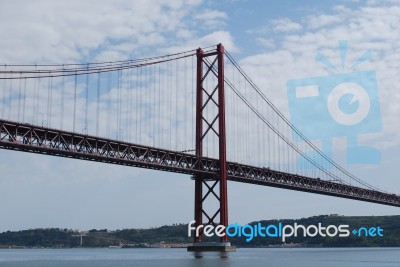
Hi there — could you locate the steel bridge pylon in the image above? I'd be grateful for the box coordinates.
[188,44,236,252]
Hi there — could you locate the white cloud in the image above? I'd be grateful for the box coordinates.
[367,0,400,6]
[193,9,228,29]
[175,29,195,40]
[247,18,302,35]
[0,0,202,64]
[272,18,303,32]
[162,30,238,54]
[307,14,343,29]
[256,38,276,49]
[241,1,400,160]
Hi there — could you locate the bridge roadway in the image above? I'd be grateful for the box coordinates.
[1,118,399,207]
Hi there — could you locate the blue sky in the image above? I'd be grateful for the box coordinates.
[0,0,400,232]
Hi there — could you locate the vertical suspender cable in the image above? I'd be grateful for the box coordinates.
[107,66,111,138]
[168,59,172,149]
[139,66,142,143]
[158,61,161,148]
[1,65,5,119]
[152,63,156,147]
[184,56,188,151]
[32,65,40,124]
[85,64,89,134]
[128,63,133,142]
[120,68,123,140]
[73,72,77,132]
[17,72,22,122]
[175,58,179,150]
[117,68,121,140]
[96,72,100,136]
[191,55,195,152]
[22,78,26,122]
[8,75,12,120]
[49,75,53,127]
[61,65,65,129]
[47,73,50,127]
[135,67,139,143]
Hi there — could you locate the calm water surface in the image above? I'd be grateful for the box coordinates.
[0,248,399,267]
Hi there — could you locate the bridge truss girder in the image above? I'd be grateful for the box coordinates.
[0,118,399,209]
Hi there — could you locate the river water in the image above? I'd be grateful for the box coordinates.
[0,247,399,267]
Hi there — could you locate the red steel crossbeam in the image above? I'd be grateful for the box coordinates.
[194,44,228,243]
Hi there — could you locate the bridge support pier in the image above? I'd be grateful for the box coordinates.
[188,44,236,252]
[187,242,236,252]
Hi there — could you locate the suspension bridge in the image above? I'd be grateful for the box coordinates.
[0,44,399,251]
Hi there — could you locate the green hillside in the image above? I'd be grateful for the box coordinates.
[0,215,398,248]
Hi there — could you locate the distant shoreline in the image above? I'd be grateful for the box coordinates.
[1,215,399,248]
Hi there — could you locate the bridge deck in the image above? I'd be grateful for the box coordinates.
[1,118,399,207]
